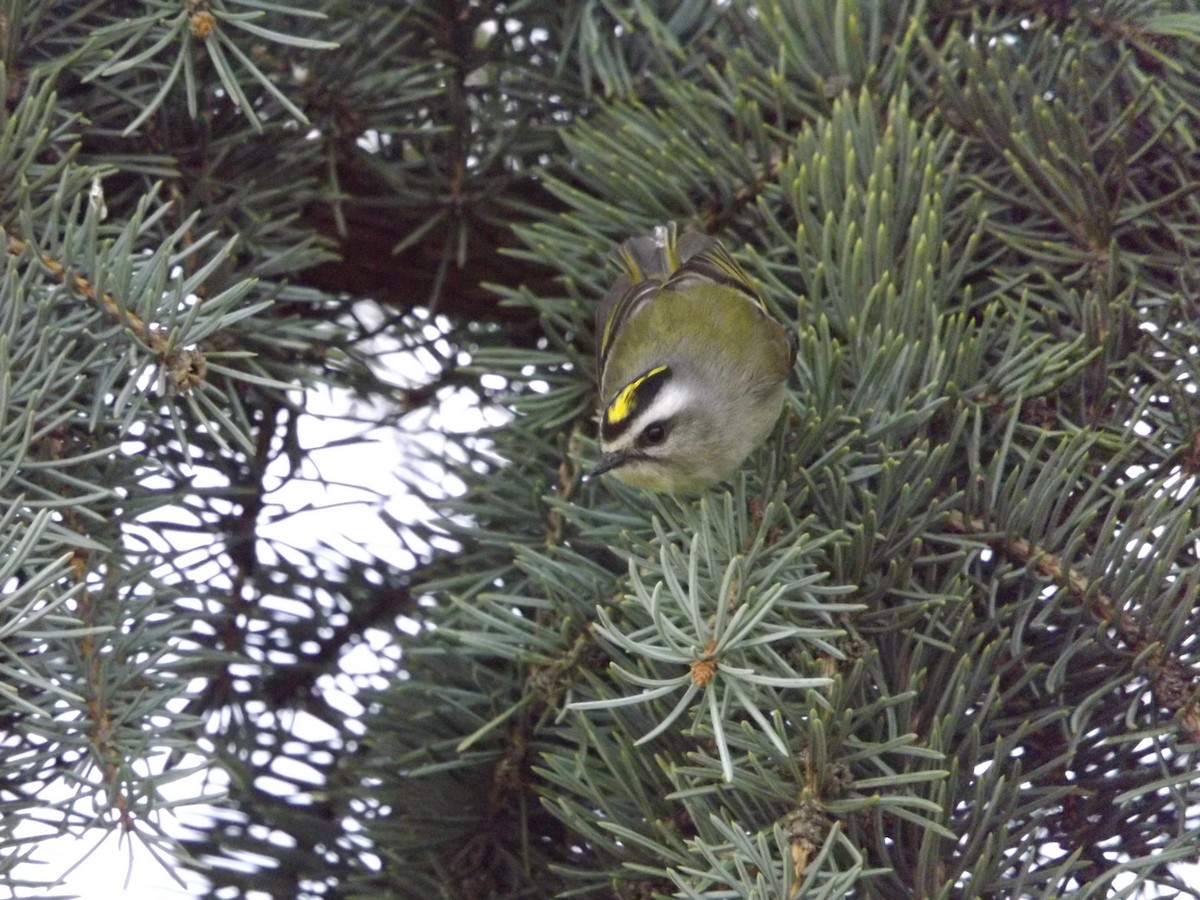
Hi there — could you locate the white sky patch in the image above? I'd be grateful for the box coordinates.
[32,302,502,897]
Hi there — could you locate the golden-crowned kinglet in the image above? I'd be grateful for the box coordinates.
[588,224,796,493]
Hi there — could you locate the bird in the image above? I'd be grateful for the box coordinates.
[588,223,796,493]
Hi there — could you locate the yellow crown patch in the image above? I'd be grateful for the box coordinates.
[605,365,669,426]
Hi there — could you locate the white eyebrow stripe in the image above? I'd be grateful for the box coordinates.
[637,382,690,422]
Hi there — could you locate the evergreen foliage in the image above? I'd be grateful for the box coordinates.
[1,1,1199,898]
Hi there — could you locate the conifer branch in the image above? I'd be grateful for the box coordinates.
[944,510,1200,741]
[5,233,207,393]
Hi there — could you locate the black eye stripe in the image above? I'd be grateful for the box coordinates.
[601,366,672,442]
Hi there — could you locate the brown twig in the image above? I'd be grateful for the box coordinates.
[944,510,1200,741]
[5,233,207,392]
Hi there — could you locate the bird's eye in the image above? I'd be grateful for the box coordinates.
[642,422,668,445]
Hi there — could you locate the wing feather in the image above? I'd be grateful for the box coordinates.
[597,223,764,371]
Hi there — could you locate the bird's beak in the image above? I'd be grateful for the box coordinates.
[583,450,630,482]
